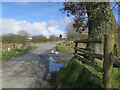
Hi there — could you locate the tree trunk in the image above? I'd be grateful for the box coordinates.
[118,2,120,57]
[86,2,116,64]
[118,25,120,57]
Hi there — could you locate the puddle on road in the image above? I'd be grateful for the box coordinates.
[48,57,64,72]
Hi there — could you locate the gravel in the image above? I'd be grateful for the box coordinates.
[0,42,73,88]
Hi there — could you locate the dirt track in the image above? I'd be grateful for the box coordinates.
[1,43,61,88]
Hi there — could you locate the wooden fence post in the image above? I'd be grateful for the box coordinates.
[114,44,117,57]
[74,42,78,58]
[103,35,114,88]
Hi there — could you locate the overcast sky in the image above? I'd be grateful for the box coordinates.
[0,2,119,38]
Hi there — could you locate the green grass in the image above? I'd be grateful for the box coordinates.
[84,64,120,88]
[111,68,120,88]
[57,58,101,88]
[1,46,6,48]
[32,39,64,44]
[57,58,120,88]
[55,40,84,53]
[1,46,37,60]
[56,43,74,53]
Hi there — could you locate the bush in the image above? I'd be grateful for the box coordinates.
[2,41,12,44]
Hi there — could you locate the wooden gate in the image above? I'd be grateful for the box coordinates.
[74,35,120,88]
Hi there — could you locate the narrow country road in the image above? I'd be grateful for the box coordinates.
[0,42,62,88]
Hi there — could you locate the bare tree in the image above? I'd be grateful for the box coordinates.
[17,30,30,47]
[49,35,59,41]
[31,35,47,43]
[17,30,30,37]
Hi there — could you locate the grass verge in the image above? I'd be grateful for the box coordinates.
[1,46,37,60]
[57,58,101,88]
[57,58,120,88]
[32,40,64,44]
[55,40,84,53]
[56,44,74,53]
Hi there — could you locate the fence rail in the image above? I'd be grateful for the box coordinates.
[74,35,119,88]
[75,53,103,72]
[74,47,103,59]
[111,54,120,67]
[74,38,102,43]
[83,66,102,84]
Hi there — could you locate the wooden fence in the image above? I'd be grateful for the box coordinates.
[74,35,120,88]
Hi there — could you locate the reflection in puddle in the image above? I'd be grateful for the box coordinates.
[48,57,64,72]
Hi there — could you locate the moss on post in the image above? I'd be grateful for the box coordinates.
[103,34,114,88]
